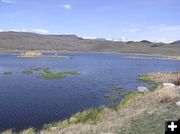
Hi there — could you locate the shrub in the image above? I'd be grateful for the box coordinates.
[159,88,177,103]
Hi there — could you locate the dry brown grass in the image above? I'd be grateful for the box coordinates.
[159,88,177,103]
[171,74,180,86]
[146,72,180,85]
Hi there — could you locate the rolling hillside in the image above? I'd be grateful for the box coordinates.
[0,32,180,56]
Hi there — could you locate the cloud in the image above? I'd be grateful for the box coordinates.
[120,37,128,42]
[11,28,26,32]
[83,36,128,42]
[1,0,16,4]
[83,36,97,39]
[0,29,3,32]
[60,4,72,10]
[33,29,48,34]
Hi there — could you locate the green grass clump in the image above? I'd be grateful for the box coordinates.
[41,73,65,79]
[139,75,152,82]
[22,70,33,75]
[43,68,52,73]
[69,108,103,125]
[116,93,140,110]
[62,71,80,75]
[41,71,80,79]
[3,71,13,75]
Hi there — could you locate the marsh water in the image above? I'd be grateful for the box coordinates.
[0,52,180,131]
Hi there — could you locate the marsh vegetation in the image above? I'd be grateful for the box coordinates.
[3,71,13,75]
[1,67,80,80]
[41,71,80,79]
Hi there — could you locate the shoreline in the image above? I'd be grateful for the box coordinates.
[17,55,71,59]
[1,50,180,61]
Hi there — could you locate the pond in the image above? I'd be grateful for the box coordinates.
[0,52,180,131]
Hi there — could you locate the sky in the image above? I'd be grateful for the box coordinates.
[0,0,180,42]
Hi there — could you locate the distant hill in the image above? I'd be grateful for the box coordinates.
[0,32,180,56]
[170,40,180,44]
[140,40,152,44]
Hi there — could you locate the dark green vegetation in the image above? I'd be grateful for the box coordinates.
[41,71,80,79]
[3,71,13,75]
[0,32,180,56]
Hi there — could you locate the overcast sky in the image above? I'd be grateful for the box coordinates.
[0,0,180,42]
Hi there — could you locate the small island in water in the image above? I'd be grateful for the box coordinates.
[18,51,71,59]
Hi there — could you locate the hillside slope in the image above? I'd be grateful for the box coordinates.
[0,32,180,56]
